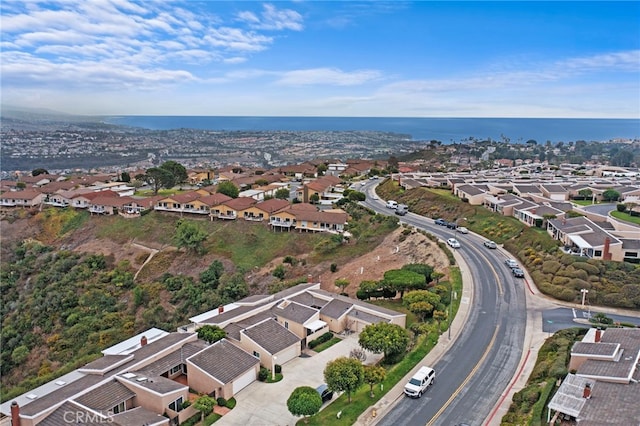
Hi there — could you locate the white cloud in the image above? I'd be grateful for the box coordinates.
[276,68,383,86]
[237,3,303,31]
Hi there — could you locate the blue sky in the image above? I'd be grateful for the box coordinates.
[1,1,639,117]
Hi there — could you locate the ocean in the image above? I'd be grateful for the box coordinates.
[104,116,640,144]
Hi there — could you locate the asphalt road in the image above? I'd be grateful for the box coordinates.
[542,307,640,333]
[360,183,527,426]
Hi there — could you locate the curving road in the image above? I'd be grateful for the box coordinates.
[360,182,527,426]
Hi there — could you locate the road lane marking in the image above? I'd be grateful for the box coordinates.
[425,325,501,426]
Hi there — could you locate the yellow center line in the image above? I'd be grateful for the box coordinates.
[425,325,501,426]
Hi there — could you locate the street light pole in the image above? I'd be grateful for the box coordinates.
[448,285,453,340]
[581,289,589,309]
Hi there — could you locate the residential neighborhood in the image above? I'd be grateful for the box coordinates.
[0,281,405,425]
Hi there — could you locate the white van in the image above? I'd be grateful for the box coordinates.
[404,366,435,398]
[386,200,398,209]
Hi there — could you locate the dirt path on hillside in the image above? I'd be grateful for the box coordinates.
[318,227,450,297]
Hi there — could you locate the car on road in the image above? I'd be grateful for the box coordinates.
[434,218,447,226]
[370,195,379,200]
[403,366,435,398]
[505,259,519,269]
[456,226,469,234]
[316,383,334,403]
[447,238,461,249]
[446,222,457,229]
[386,200,398,209]
[512,268,525,278]
[483,240,497,249]
[395,204,409,216]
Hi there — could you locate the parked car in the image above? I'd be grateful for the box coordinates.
[446,222,457,229]
[483,240,497,249]
[456,226,469,234]
[512,268,525,278]
[386,200,398,209]
[403,366,435,398]
[434,218,447,226]
[316,383,334,403]
[447,238,461,249]
[505,259,519,269]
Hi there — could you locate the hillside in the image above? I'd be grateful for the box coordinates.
[377,179,640,309]
[0,203,451,400]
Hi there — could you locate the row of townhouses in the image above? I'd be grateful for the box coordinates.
[399,173,640,262]
[0,282,406,425]
[0,172,352,234]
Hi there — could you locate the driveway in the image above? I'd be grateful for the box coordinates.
[217,333,383,426]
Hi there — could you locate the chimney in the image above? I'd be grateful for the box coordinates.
[11,401,20,426]
[307,274,313,283]
[140,335,147,346]
[595,328,602,343]
[583,383,591,399]
[218,305,224,314]
[603,237,612,261]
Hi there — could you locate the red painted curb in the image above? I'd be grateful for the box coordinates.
[484,348,531,426]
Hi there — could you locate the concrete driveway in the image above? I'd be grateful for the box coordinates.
[217,333,382,426]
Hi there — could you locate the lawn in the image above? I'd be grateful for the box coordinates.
[313,337,342,352]
[610,210,640,225]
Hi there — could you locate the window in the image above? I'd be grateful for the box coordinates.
[112,401,125,414]
[253,351,260,358]
[625,252,638,258]
[284,321,289,329]
[170,365,181,375]
[168,396,184,412]
[594,250,602,257]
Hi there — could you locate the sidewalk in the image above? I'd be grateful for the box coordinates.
[354,249,475,425]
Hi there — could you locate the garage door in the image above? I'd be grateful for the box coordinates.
[232,368,257,394]
[276,345,299,365]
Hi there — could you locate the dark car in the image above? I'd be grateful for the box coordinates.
[512,268,525,278]
[446,222,457,229]
[316,384,333,403]
[434,218,447,226]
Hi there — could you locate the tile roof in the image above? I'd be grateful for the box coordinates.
[320,298,353,319]
[347,308,390,325]
[137,341,208,376]
[77,355,131,373]
[38,401,121,426]
[288,292,330,309]
[274,301,317,323]
[19,374,106,416]
[188,339,259,384]
[220,196,257,211]
[241,319,300,354]
[74,380,135,411]
[118,374,186,395]
[254,198,290,213]
[111,406,169,426]
[577,328,640,381]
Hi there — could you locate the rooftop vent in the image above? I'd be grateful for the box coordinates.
[55,380,66,386]
[122,372,137,379]
[136,376,148,382]
[26,394,38,400]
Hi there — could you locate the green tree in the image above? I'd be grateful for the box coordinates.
[402,263,434,283]
[160,160,188,185]
[578,188,593,200]
[119,171,131,182]
[382,269,426,298]
[273,264,286,280]
[193,395,216,422]
[174,219,207,254]
[316,163,328,176]
[358,322,410,360]
[363,365,386,397]
[602,189,620,202]
[433,310,447,333]
[217,181,240,198]
[287,386,322,418]
[197,325,226,344]
[309,193,320,204]
[143,167,174,195]
[275,188,290,200]
[324,357,364,403]
[219,272,248,302]
[348,191,366,202]
[200,260,224,289]
[335,278,350,293]
[31,168,49,176]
